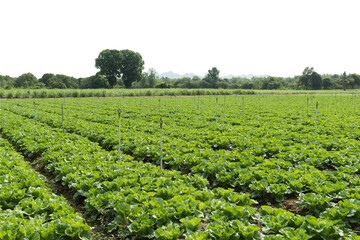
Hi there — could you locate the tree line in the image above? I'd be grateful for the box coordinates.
[1,49,359,90]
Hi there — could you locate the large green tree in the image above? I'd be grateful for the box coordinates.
[297,67,322,90]
[349,73,360,88]
[95,49,122,87]
[322,78,332,89]
[297,67,312,89]
[0,75,15,88]
[336,72,354,91]
[39,73,55,86]
[119,49,144,88]
[204,67,220,88]
[310,72,322,90]
[15,73,38,88]
[95,49,144,88]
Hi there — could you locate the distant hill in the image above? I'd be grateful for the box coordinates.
[156,71,268,79]
[156,71,199,79]
[221,74,268,79]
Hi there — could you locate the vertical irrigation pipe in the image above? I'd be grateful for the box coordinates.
[117,109,121,160]
[159,117,164,170]
[61,104,64,133]
[307,97,309,116]
[122,95,125,112]
[33,101,36,125]
[216,97,218,123]
[158,98,161,117]
[314,102,319,136]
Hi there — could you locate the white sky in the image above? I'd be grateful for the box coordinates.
[0,0,359,78]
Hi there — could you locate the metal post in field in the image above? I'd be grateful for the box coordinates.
[62,104,64,133]
[160,117,163,170]
[314,102,319,136]
[117,109,121,160]
[158,98,161,117]
[33,101,36,125]
[122,94,125,112]
[216,97,218,123]
[307,97,309,116]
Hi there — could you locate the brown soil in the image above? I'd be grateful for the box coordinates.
[23,156,121,239]
[281,198,302,214]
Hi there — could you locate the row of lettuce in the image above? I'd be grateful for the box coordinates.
[0,111,359,239]
[0,137,91,239]
[10,96,360,217]
[1,96,360,238]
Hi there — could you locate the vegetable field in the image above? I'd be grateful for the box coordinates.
[2,94,360,239]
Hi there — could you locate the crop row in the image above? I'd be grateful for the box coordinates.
[10,97,360,218]
[2,109,359,239]
[0,110,255,239]
[0,136,91,240]
[5,96,360,237]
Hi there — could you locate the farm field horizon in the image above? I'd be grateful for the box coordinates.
[2,88,360,99]
[2,94,360,239]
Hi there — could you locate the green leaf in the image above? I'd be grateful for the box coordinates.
[78,230,92,240]
[180,217,202,232]
[30,232,40,240]
[55,223,71,235]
